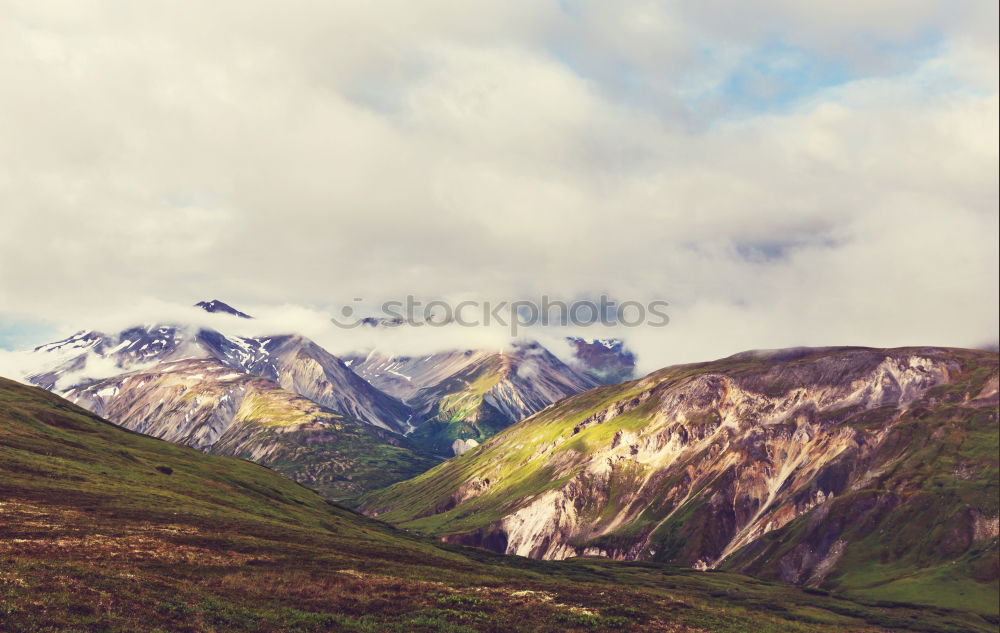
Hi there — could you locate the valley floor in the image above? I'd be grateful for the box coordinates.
[2,497,997,633]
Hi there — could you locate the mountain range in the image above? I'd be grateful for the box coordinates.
[16,301,621,498]
[2,375,993,633]
[29,320,413,433]
[3,303,997,621]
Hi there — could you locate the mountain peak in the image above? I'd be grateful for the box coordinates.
[195,300,252,319]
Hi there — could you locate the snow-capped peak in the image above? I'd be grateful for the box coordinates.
[194,300,253,319]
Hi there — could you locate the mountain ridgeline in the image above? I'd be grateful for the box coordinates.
[6,376,990,632]
[5,302,999,622]
[18,301,619,499]
[361,346,999,615]
[346,342,599,455]
[32,325,414,433]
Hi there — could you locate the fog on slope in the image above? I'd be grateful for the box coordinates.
[0,300,620,460]
[2,293,999,385]
[0,300,619,381]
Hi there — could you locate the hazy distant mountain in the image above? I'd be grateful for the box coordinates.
[23,301,623,465]
[346,342,599,455]
[566,336,637,384]
[26,301,412,434]
[346,349,491,402]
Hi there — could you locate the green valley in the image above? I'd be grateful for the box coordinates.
[2,375,994,632]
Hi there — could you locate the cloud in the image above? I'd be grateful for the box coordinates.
[0,1,996,373]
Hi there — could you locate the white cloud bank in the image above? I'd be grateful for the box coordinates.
[0,1,996,375]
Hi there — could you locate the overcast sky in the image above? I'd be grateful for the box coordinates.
[1,1,997,372]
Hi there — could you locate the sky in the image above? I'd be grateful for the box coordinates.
[0,0,997,374]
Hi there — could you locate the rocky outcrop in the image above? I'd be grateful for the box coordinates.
[451,438,479,455]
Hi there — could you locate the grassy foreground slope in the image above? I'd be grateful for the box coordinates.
[0,377,995,633]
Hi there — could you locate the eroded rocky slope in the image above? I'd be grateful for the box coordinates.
[29,323,414,434]
[64,358,437,500]
[361,346,999,609]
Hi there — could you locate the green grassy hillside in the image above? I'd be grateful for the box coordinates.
[2,376,994,632]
